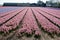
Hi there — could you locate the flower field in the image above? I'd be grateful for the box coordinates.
[0,7,60,40]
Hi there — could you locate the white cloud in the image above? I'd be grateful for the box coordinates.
[0,0,38,3]
[0,0,49,5]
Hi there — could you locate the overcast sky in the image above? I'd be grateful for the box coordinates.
[0,0,49,5]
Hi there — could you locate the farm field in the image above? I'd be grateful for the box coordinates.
[0,7,60,40]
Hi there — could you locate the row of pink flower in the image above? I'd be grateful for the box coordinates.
[37,9,60,27]
[0,8,27,34]
[17,8,41,37]
[0,8,24,25]
[40,7,60,15]
[39,7,60,18]
[0,7,21,18]
[0,6,3,8]
[32,8,60,35]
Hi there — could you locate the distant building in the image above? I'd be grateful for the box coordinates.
[3,3,30,6]
[46,1,51,7]
[3,0,46,7]
[46,0,60,7]
[3,3,17,6]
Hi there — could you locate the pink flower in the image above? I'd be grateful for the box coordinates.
[19,28,27,33]
[35,30,41,36]
[26,29,32,34]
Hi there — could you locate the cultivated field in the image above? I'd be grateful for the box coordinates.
[0,7,60,40]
